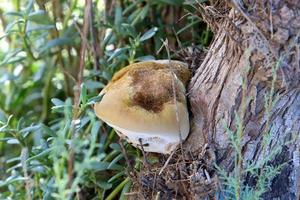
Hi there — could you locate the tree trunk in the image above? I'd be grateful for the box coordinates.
[130,1,300,199]
[187,0,300,199]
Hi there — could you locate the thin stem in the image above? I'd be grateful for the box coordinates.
[89,0,101,71]
[66,0,91,196]
[20,19,36,61]
[75,0,91,107]
[106,177,130,200]
[21,147,32,200]
[41,58,55,122]
[63,0,78,29]
[235,65,249,200]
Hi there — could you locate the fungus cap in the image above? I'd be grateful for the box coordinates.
[94,60,190,154]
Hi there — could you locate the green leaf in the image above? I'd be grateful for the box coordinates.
[17,117,24,131]
[5,19,24,33]
[109,143,121,151]
[106,178,130,200]
[91,121,100,140]
[20,124,41,134]
[0,49,23,66]
[40,124,56,137]
[120,180,132,200]
[26,24,55,33]
[107,47,128,62]
[85,80,105,90]
[101,31,113,47]
[0,137,14,142]
[123,0,140,15]
[25,0,34,14]
[51,98,64,106]
[5,11,24,18]
[0,177,26,187]
[40,38,73,53]
[140,27,158,42]
[80,83,87,105]
[88,161,123,171]
[87,95,103,105]
[0,56,25,66]
[153,0,184,5]
[28,10,51,24]
[176,18,201,35]
[108,171,125,183]
[0,109,6,123]
[108,154,123,169]
[96,181,112,190]
[121,23,137,37]
[0,115,13,132]
[131,5,149,25]
[26,148,52,163]
[7,139,19,144]
[114,6,123,30]
[6,157,20,165]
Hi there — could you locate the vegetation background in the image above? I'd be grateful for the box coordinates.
[0,0,211,199]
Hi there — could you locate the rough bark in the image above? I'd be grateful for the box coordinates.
[188,0,300,199]
[128,1,300,199]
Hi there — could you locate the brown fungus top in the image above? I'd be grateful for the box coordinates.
[102,60,190,113]
[129,67,185,113]
[94,60,191,152]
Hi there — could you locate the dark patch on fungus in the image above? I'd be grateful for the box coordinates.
[129,67,185,113]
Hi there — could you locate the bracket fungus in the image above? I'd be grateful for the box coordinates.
[94,60,191,154]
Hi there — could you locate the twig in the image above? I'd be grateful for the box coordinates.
[49,1,72,97]
[74,22,92,51]
[21,147,32,200]
[67,0,91,194]
[124,192,140,197]
[21,19,37,61]
[89,2,101,71]
[118,137,134,174]
[75,0,91,108]
[67,151,75,188]
[159,149,176,175]
[138,138,150,169]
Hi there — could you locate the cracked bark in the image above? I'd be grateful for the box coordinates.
[128,1,300,199]
[188,1,300,199]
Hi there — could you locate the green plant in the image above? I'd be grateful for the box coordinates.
[0,0,209,199]
[215,52,290,200]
